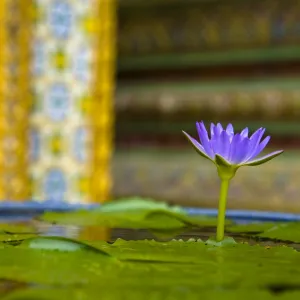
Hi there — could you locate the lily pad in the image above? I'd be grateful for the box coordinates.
[0,223,36,234]
[227,222,278,234]
[98,197,185,214]
[4,286,300,300]
[258,223,300,243]
[41,198,225,231]
[0,239,300,292]
[0,223,38,243]
[0,233,38,243]
[0,243,118,286]
[20,236,112,256]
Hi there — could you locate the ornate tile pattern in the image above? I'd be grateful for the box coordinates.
[29,0,115,203]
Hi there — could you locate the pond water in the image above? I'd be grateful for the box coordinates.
[31,222,300,250]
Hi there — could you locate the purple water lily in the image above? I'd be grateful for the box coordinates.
[182,122,283,168]
[183,121,284,242]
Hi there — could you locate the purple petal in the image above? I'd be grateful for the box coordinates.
[243,150,283,166]
[228,134,252,164]
[248,136,271,160]
[182,131,214,161]
[226,123,234,135]
[218,130,231,160]
[226,123,234,141]
[210,136,221,157]
[216,123,223,134]
[210,123,215,139]
[228,134,242,163]
[250,127,264,141]
[231,138,250,164]
[242,128,265,162]
[196,122,214,158]
[211,129,228,157]
[214,124,223,140]
[240,127,249,138]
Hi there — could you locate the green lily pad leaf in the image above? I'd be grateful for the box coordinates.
[0,223,38,243]
[99,197,185,214]
[0,237,300,291]
[227,222,278,234]
[258,222,300,243]
[20,236,112,256]
[144,210,220,226]
[0,223,36,234]
[0,246,119,286]
[41,199,225,231]
[4,286,297,300]
[142,210,192,228]
[0,233,38,244]
[104,238,209,263]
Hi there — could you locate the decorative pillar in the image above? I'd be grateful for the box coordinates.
[29,0,116,204]
[0,0,31,201]
[91,0,116,203]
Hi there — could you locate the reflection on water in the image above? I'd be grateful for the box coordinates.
[79,226,112,241]
[1,216,300,251]
[24,220,300,251]
[33,221,111,241]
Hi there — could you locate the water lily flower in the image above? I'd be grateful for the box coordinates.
[183,122,283,242]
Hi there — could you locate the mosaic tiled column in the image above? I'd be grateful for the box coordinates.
[0,0,31,201]
[30,0,116,204]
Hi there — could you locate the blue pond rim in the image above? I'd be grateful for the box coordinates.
[0,201,300,223]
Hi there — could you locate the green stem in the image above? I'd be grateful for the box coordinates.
[216,179,230,242]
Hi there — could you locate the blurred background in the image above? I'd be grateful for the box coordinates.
[1,0,300,212]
